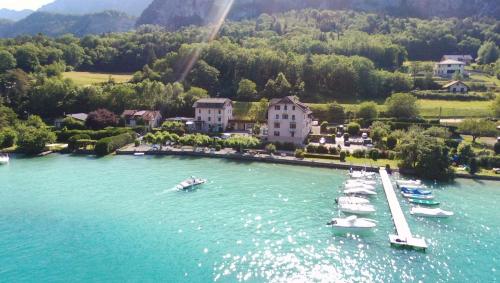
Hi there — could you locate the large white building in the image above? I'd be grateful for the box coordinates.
[193,98,233,132]
[441,55,474,65]
[267,96,312,145]
[434,59,465,77]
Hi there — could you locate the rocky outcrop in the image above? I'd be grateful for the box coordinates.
[137,0,499,30]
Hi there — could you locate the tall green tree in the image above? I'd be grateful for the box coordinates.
[0,51,17,73]
[458,119,497,143]
[477,42,500,65]
[237,79,258,101]
[385,93,419,119]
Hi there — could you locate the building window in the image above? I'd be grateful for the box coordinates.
[290,123,296,129]
[284,105,288,111]
[292,115,295,121]
[197,117,201,121]
[275,105,280,110]
[198,109,201,114]
[274,122,280,128]
[275,114,279,119]
[282,114,288,120]
[218,117,221,122]
[218,110,221,114]
[274,131,280,137]
[291,132,295,137]
[208,117,211,122]
[292,106,296,111]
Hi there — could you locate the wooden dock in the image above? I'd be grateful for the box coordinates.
[379,168,428,250]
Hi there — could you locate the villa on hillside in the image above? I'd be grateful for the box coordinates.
[193,98,233,132]
[434,59,466,77]
[441,55,474,65]
[267,96,313,145]
[122,110,162,128]
[443,80,469,93]
[54,113,88,128]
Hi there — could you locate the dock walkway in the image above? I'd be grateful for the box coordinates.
[379,168,427,250]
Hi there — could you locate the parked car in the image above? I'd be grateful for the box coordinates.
[344,140,351,147]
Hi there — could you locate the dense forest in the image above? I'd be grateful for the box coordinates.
[0,10,499,120]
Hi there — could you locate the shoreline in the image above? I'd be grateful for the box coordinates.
[115,146,500,181]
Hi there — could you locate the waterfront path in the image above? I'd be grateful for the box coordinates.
[380,168,428,250]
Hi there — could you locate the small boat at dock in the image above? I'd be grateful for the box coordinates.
[410,207,453,218]
[402,193,435,200]
[346,179,377,186]
[344,188,377,196]
[339,203,376,215]
[401,187,432,195]
[408,198,440,206]
[344,183,376,190]
[327,215,377,232]
[176,177,207,191]
[336,196,371,205]
[349,170,376,179]
[133,152,145,156]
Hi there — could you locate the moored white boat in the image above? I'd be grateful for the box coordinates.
[344,188,377,196]
[339,203,376,215]
[402,193,435,200]
[401,187,432,195]
[0,154,9,165]
[176,177,207,191]
[346,179,377,186]
[133,152,145,156]
[410,207,454,218]
[349,170,376,179]
[336,196,371,205]
[344,183,376,190]
[327,215,377,232]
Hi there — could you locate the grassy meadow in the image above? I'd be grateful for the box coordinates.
[63,72,133,86]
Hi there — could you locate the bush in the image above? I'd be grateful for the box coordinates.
[329,146,339,155]
[68,134,91,151]
[340,151,347,162]
[445,139,460,149]
[357,101,379,120]
[134,139,140,147]
[330,134,336,144]
[320,121,329,133]
[469,158,479,175]
[95,133,135,156]
[266,143,277,154]
[56,128,132,142]
[347,122,361,136]
[495,142,500,155]
[306,144,318,153]
[276,142,296,151]
[387,151,397,160]
[215,144,222,151]
[85,109,118,130]
[295,149,305,159]
[386,136,397,150]
[224,135,260,151]
[369,149,380,161]
[478,156,500,169]
[62,117,86,130]
[352,149,366,158]
[162,121,186,135]
[303,153,339,160]
[0,127,17,148]
[317,145,329,154]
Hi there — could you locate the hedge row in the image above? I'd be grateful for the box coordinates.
[56,128,132,142]
[304,153,340,160]
[477,156,500,169]
[95,133,136,156]
[411,91,492,101]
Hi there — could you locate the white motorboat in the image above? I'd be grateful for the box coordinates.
[344,183,376,190]
[402,193,435,200]
[400,184,427,190]
[349,170,376,179]
[346,179,377,186]
[339,203,376,215]
[396,179,422,186]
[410,207,454,218]
[344,188,377,196]
[0,154,9,165]
[336,196,371,205]
[328,215,377,232]
[176,177,207,191]
[133,152,145,156]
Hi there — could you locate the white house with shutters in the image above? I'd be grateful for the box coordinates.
[193,98,233,132]
[267,96,312,145]
[434,59,466,77]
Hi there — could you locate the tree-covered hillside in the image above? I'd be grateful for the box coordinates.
[0,10,498,119]
[38,0,153,17]
[0,11,136,38]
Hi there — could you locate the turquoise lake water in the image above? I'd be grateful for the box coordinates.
[0,155,499,282]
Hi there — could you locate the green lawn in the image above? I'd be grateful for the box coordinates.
[235,99,493,119]
[63,72,133,86]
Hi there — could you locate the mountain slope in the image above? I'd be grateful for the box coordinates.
[137,0,500,30]
[38,0,153,17]
[0,9,33,21]
[0,11,135,38]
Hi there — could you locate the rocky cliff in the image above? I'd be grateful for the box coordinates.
[137,0,499,30]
